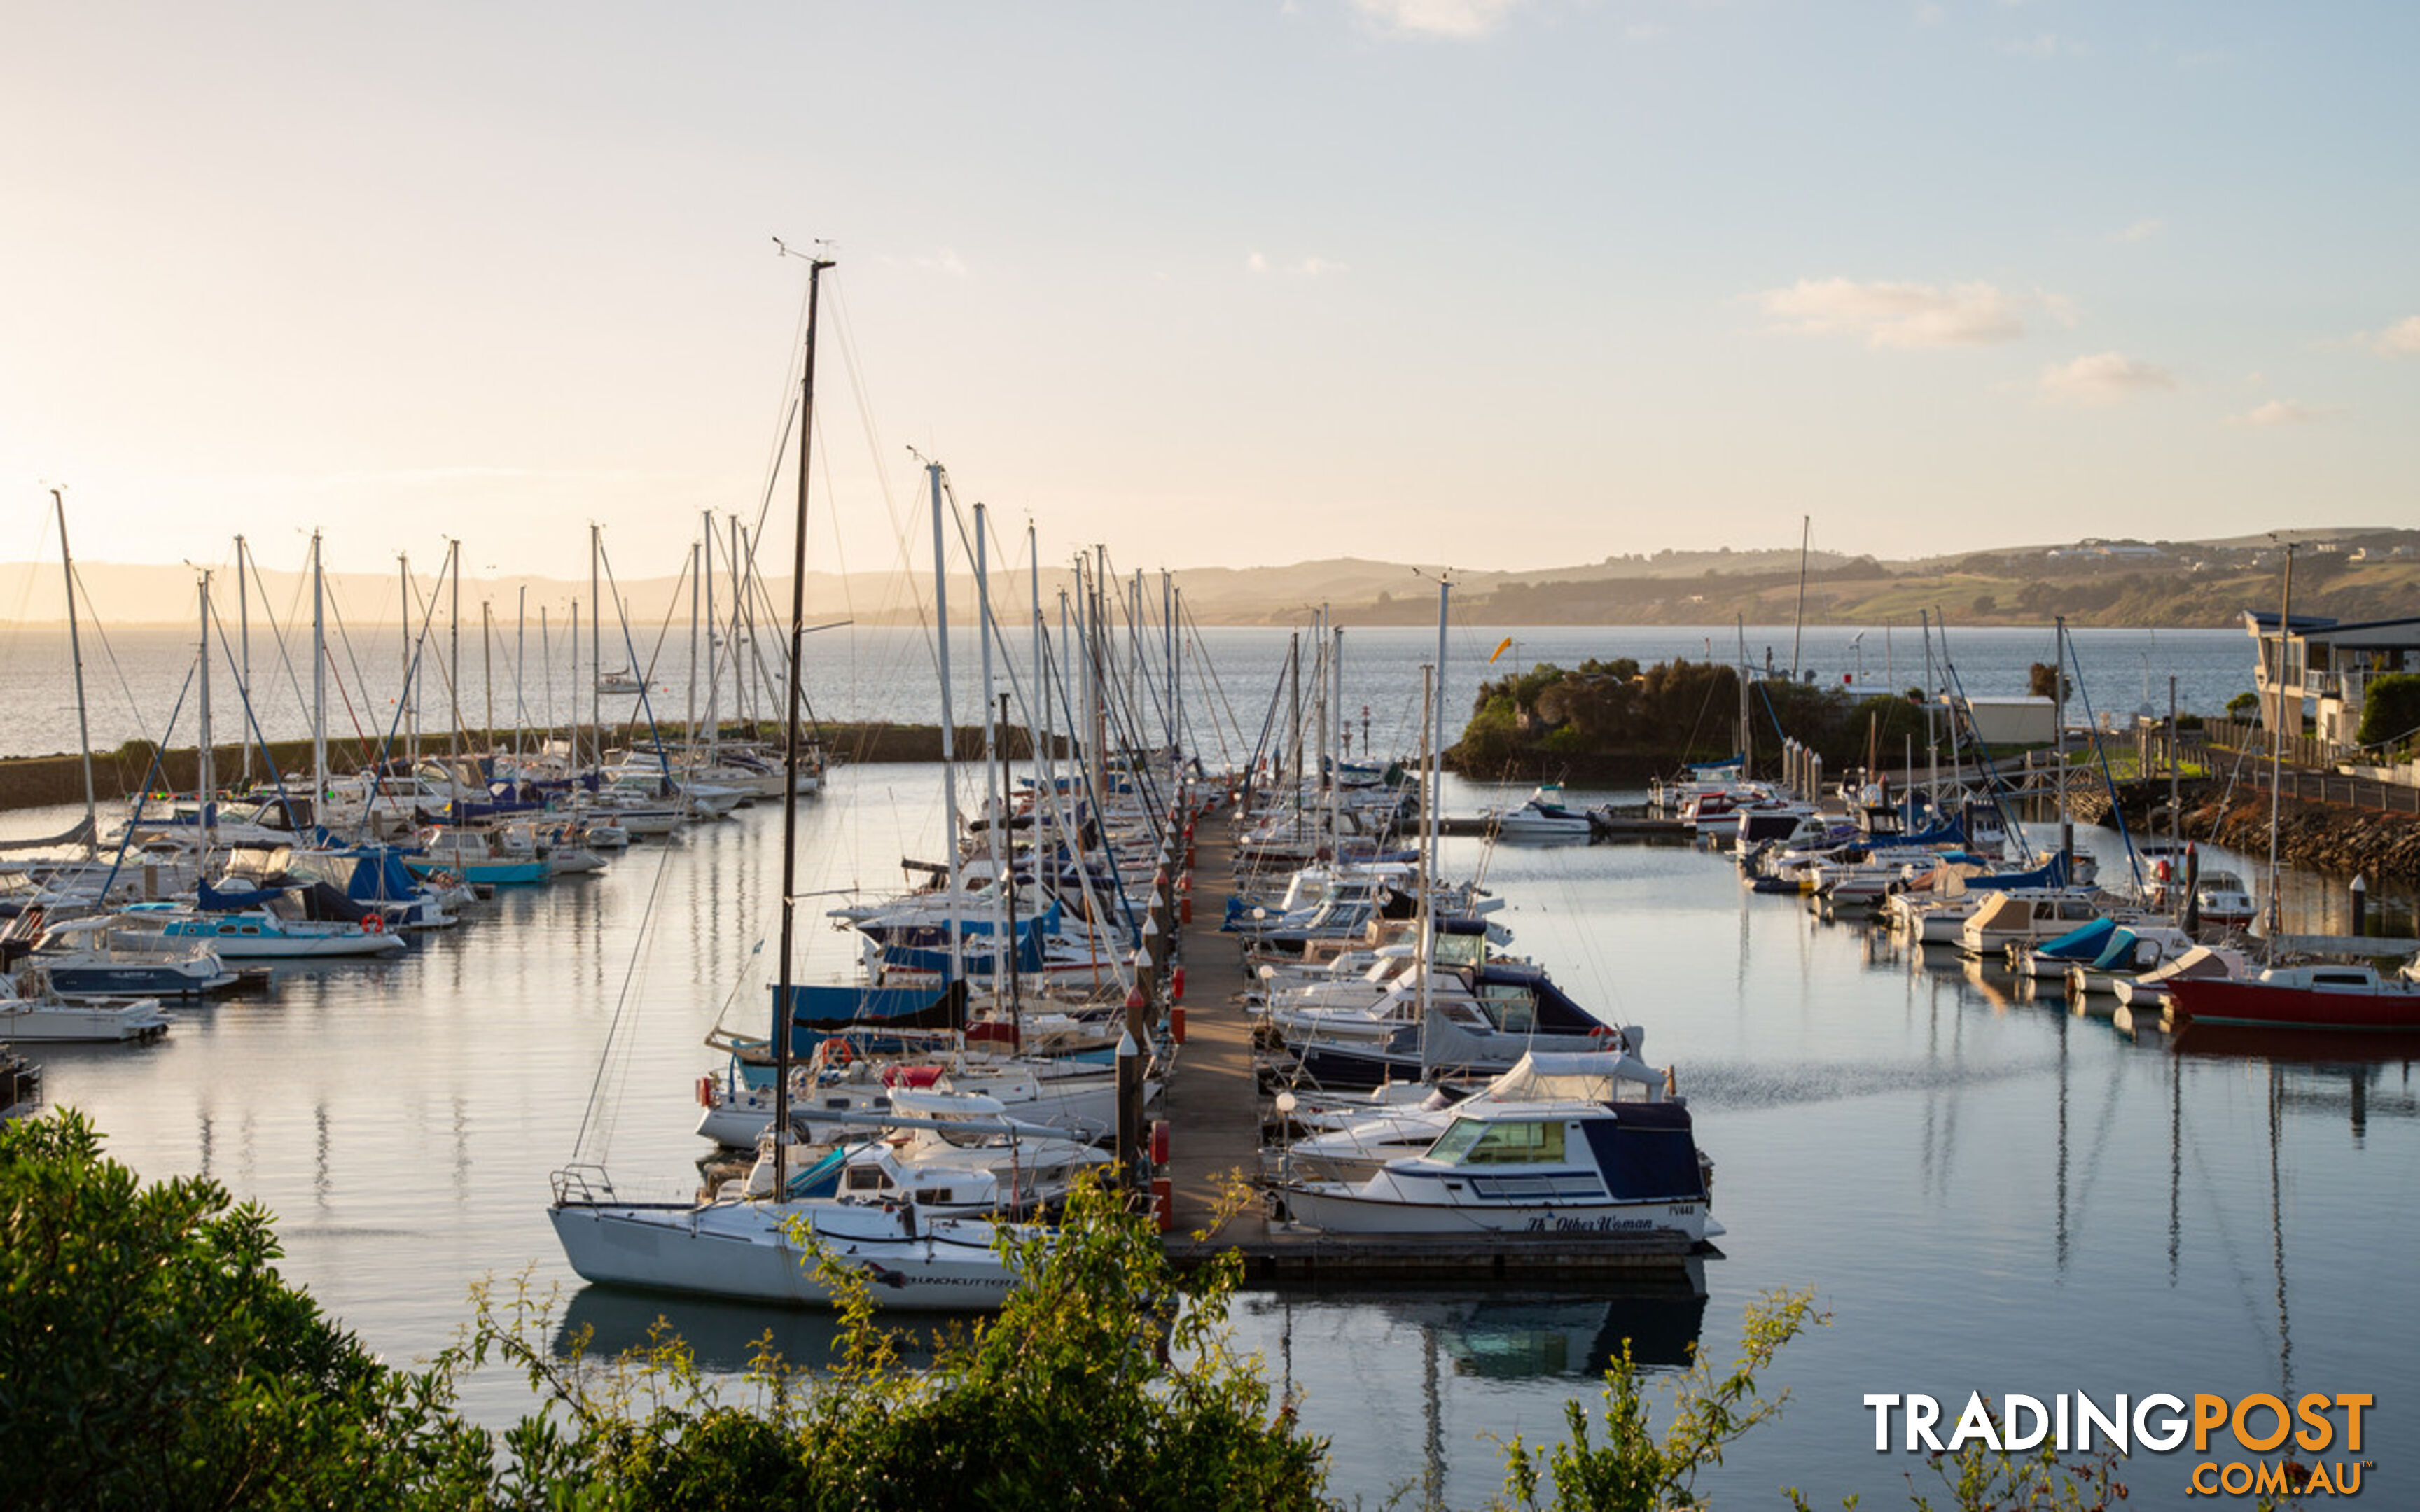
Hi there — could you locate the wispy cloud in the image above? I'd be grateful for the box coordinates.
[1246,251,1350,277]
[1757,278,2036,348]
[2114,218,2164,244]
[2038,351,2178,405]
[1914,3,1945,25]
[1349,0,1525,39]
[2358,315,2420,356]
[2230,400,2342,428]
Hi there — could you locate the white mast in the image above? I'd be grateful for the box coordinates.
[974,500,1006,974]
[235,534,253,787]
[197,570,216,850]
[310,533,327,815]
[686,540,700,757]
[52,491,98,857]
[929,462,965,983]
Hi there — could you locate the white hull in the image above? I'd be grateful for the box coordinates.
[1278,1184,1717,1242]
[0,997,173,1042]
[548,1196,1020,1309]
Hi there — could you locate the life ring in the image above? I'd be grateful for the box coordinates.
[361,914,384,934]
[695,1074,714,1108]
[824,1037,854,1069]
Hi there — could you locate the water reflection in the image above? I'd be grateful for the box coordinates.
[552,1287,971,1374]
[1260,1280,1710,1380]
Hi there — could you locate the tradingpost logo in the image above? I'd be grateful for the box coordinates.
[1863,1392,2375,1497]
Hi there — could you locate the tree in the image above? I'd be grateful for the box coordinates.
[2356,672,2420,750]
[0,1110,492,1511]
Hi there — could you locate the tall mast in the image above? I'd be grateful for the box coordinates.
[448,538,463,776]
[399,554,416,763]
[1328,618,1344,846]
[589,524,602,774]
[1424,575,1450,958]
[974,501,1006,985]
[772,253,832,1199]
[515,586,527,761]
[310,533,327,816]
[482,597,495,755]
[686,540,700,755]
[52,491,98,858]
[1031,522,1048,806]
[703,510,720,764]
[2267,539,2295,950]
[2054,615,2070,876]
[235,535,253,787]
[197,570,216,850]
[1790,513,1811,682]
[929,462,966,986]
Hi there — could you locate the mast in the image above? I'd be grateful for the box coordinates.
[235,535,253,787]
[1430,574,1450,924]
[929,462,966,986]
[702,512,719,763]
[52,491,98,857]
[515,586,527,761]
[2266,540,2295,949]
[197,570,216,850]
[1790,513,1810,682]
[589,524,602,775]
[2054,615,2071,876]
[686,540,700,757]
[448,538,464,778]
[772,252,833,1199]
[1031,522,1048,808]
[481,598,494,756]
[399,554,415,763]
[975,501,1007,984]
[1327,617,1344,846]
[310,533,327,818]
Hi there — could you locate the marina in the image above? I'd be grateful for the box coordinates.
[8,602,2419,1507]
[4,508,2418,1511]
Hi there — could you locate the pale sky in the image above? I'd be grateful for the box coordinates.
[5,1,2415,590]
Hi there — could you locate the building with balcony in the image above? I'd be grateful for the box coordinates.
[2245,610,2420,746]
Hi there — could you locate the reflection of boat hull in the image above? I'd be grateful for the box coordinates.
[2170,1023,2420,1064]
[548,1198,1022,1310]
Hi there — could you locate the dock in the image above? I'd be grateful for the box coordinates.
[1157,819,1710,1280]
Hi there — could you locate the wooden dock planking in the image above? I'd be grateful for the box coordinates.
[1161,825,1272,1247]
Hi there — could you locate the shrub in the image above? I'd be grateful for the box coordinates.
[2355,672,2420,749]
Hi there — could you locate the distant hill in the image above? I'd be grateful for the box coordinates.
[4,529,2412,629]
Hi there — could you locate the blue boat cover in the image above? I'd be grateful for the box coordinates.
[2034,917,2118,960]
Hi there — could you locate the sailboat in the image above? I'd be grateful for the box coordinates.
[548,253,1031,1310]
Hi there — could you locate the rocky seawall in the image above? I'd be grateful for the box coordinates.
[2075,779,2420,888]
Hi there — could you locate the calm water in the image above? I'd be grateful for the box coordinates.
[13,760,2416,1509]
[0,620,2250,760]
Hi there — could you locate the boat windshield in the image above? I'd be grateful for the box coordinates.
[1426,1117,1567,1166]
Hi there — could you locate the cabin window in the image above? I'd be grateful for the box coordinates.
[1440,1120,1566,1166]
[845,1168,883,1191]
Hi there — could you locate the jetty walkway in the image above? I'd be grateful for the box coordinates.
[1157,818,1703,1280]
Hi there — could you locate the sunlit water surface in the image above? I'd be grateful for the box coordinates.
[11,622,2416,1509]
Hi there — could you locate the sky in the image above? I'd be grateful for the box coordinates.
[4,1,2416,592]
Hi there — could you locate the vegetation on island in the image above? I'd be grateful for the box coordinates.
[4,1109,2216,1511]
[1450,658,1936,783]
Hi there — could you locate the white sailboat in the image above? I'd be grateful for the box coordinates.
[548,253,1031,1310]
